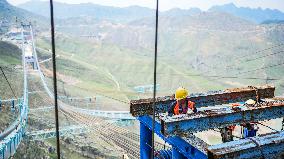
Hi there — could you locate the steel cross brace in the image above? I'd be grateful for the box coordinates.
[207,131,284,158]
[138,115,208,159]
[160,101,284,136]
[130,85,275,117]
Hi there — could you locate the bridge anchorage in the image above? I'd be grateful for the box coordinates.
[130,85,284,159]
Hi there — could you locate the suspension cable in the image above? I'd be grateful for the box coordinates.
[152,0,159,158]
[49,0,61,158]
[0,66,17,99]
[236,62,284,75]
[281,118,284,131]
[235,43,284,60]
[211,62,284,81]
[256,122,279,132]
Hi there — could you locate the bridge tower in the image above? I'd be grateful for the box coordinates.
[22,23,38,70]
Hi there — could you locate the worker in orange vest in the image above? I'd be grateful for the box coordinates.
[168,87,197,116]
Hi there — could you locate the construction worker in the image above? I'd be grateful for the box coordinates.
[242,123,259,138]
[245,99,256,105]
[168,87,197,116]
[221,99,258,142]
[220,102,242,142]
[241,99,259,138]
[220,126,235,142]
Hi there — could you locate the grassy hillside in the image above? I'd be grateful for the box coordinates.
[0,0,43,24]
[0,41,23,132]
[52,12,284,95]
[34,31,226,109]
[0,41,23,97]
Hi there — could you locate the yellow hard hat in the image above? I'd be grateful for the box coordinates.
[175,87,189,100]
[246,99,256,105]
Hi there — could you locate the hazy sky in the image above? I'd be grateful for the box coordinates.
[7,0,284,12]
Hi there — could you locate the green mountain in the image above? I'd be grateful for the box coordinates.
[0,0,36,22]
[51,10,284,96]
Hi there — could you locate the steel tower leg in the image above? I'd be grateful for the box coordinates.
[172,148,187,159]
[140,122,152,159]
[9,141,12,157]
[2,149,4,159]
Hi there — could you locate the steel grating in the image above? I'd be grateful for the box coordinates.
[130,85,275,117]
[160,100,284,136]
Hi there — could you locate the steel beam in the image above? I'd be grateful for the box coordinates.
[138,116,208,159]
[160,101,284,136]
[140,122,152,159]
[130,85,275,116]
[172,148,187,159]
[207,131,284,159]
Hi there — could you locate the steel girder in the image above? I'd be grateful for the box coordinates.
[207,131,284,158]
[160,101,284,136]
[130,85,275,117]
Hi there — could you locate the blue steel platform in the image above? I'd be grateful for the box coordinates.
[139,115,207,159]
[132,86,284,159]
[138,109,284,158]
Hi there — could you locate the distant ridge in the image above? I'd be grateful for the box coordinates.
[18,1,155,22]
[209,3,284,24]
[18,1,284,23]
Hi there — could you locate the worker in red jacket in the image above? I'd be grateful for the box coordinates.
[168,87,197,116]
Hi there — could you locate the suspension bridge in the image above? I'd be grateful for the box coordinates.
[0,23,165,159]
[0,23,29,158]
[0,25,139,159]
